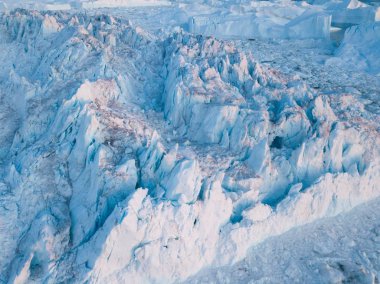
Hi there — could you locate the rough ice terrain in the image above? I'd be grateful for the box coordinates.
[0,0,379,283]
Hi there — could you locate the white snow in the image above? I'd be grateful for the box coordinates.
[186,196,380,283]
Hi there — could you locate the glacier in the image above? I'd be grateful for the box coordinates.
[0,1,379,283]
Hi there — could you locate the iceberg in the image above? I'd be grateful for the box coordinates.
[327,22,380,74]
[189,8,331,40]
[327,0,380,26]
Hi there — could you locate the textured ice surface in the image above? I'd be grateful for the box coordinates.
[186,0,380,40]
[326,0,380,26]
[0,2,379,283]
[186,197,380,284]
[189,11,331,40]
[327,22,380,74]
[80,0,171,9]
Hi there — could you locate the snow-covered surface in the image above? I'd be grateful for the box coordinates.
[0,1,379,283]
[186,196,380,283]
